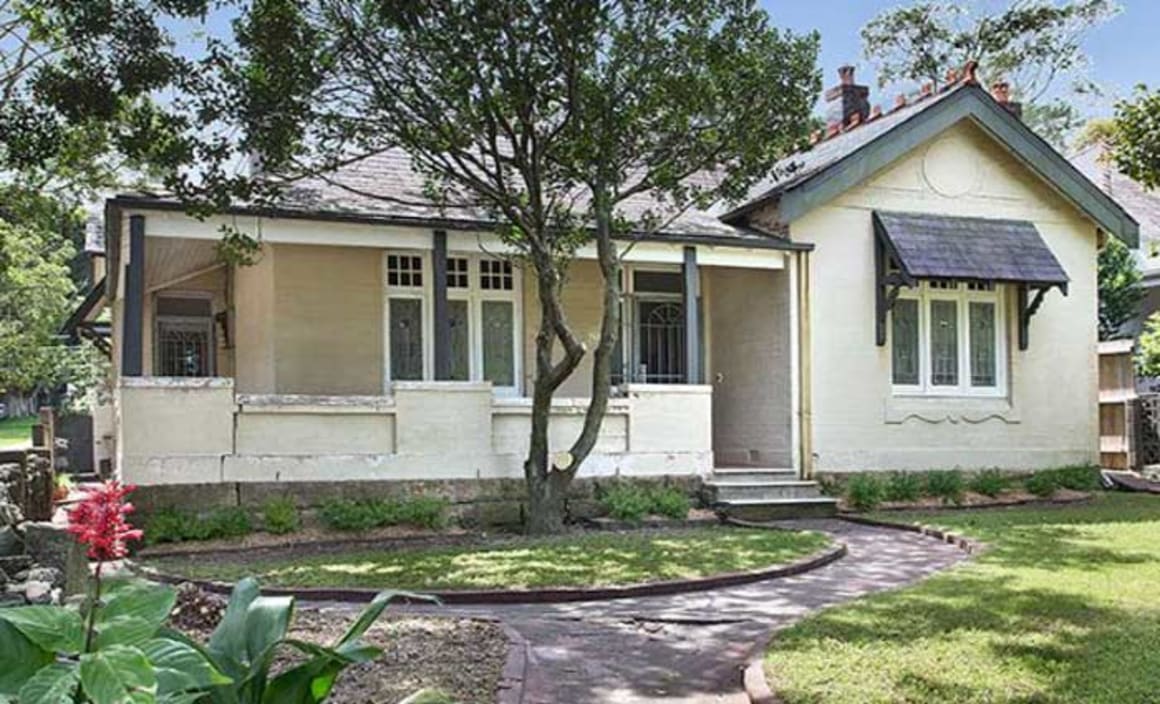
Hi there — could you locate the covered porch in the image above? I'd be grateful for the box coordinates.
[106,207,806,485]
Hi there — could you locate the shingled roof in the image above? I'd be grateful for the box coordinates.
[1071,143,1160,272]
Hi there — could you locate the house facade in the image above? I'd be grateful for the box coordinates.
[82,68,1137,514]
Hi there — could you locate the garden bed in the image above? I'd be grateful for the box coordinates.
[839,487,1092,513]
[171,587,508,704]
[140,525,832,592]
[136,523,479,558]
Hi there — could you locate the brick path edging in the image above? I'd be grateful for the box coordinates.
[741,516,983,704]
[134,541,848,606]
[495,621,531,704]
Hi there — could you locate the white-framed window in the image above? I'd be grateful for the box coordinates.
[383,251,521,394]
[154,293,215,377]
[890,279,1006,397]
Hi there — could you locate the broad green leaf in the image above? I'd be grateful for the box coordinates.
[80,645,158,704]
[208,578,261,658]
[142,637,232,694]
[17,663,79,704]
[262,658,345,704]
[100,581,177,633]
[0,606,84,654]
[95,616,162,650]
[242,596,294,664]
[0,621,54,696]
[335,591,435,647]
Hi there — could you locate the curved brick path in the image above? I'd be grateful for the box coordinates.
[348,519,968,703]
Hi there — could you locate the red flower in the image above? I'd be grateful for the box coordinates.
[66,481,144,562]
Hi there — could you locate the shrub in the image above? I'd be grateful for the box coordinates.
[1025,471,1058,497]
[925,470,965,505]
[845,474,885,512]
[1049,464,1101,491]
[818,476,842,497]
[144,506,253,544]
[600,484,654,523]
[650,486,691,520]
[969,469,1007,498]
[262,498,301,535]
[320,496,449,532]
[883,472,922,503]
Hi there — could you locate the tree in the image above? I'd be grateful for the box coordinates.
[166,0,818,533]
[860,0,1118,147]
[1097,237,1143,340]
[1137,312,1160,378]
[1109,86,1160,190]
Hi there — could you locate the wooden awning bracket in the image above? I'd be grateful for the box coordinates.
[1017,282,1067,351]
[874,223,916,346]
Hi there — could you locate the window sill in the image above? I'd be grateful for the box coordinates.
[884,395,1020,425]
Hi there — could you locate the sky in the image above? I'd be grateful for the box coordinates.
[761,0,1160,120]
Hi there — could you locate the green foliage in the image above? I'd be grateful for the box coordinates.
[599,483,691,522]
[319,496,449,532]
[1033,464,1101,492]
[262,499,300,535]
[170,577,432,704]
[1097,238,1143,341]
[1111,85,1160,190]
[0,578,228,703]
[1024,471,1058,497]
[860,1,1118,146]
[145,507,253,545]
[883,472,923,503]
[925,470,965,505]
[969,469,1007,498]
[845,475,886,512]
[1138,312,1160,377]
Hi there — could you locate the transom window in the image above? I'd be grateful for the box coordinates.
[154,295,214,377]
[384,251,521,394]
[891,280,1005,396]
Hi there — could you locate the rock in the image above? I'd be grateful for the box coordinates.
[25,567,62,588]
[0,591,26,607]
[24,580,53,604]
[0,555,31,576]
[0,526,22,556]
[12,569,28,582]
[23,523,87,597]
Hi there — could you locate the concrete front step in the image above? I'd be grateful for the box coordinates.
[711,467,797,483]
[719,497,839,521]
[708,480,824,502]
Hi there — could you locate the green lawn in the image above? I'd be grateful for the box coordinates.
[0,416,34,449]
[765,493,1160,704]
[144,526,830,590]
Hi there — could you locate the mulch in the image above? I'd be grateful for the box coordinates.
[171,585,508,704]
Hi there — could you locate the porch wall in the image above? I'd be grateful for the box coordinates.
[115,379,713,485]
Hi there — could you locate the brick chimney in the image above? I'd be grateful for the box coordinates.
[991,80,1023,120]
[824,65,870,129]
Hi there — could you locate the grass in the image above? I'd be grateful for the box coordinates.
[144,526,830,591]
[0,416,34,449]
[765,493,1160,704]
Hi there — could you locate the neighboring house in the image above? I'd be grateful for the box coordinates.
[1071,142,1160,333]
[85,66,1137,516]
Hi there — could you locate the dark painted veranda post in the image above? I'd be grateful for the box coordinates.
[122,214,146,376]
[683,246,701,383]
[433,229,451,379]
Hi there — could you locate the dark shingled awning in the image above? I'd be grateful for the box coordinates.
[873,211,1069,289]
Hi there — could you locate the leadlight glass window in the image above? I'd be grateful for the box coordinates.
[479,259,514,290]
[969,302,997,386]
[891,299,920,386]
[448,299,470,381]
[930,300,959,386]
[890,280,1005,396]
[482,301,515,386]
[386,254,423,287]
[389,298,424,381]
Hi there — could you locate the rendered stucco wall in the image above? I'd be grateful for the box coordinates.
[706,266,792,467]
[273,244,384,395]
[522,259,605,397]
[783,119,1100,471]
[233,246,276,393]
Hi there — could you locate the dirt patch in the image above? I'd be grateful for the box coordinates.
[173,588,507,703]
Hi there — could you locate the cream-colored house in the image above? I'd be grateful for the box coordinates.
[78,69,1137,517]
